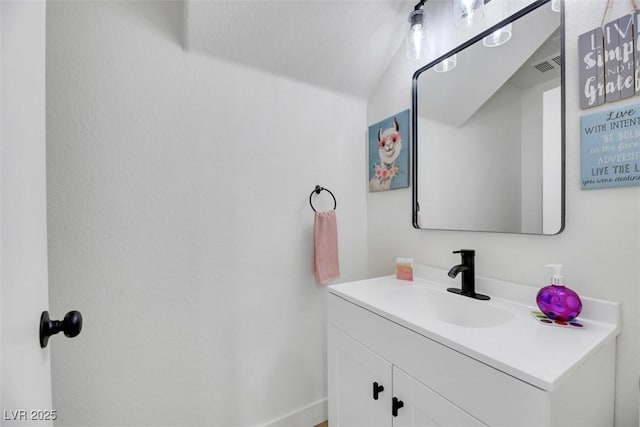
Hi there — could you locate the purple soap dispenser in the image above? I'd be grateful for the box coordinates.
[536,264,582,321]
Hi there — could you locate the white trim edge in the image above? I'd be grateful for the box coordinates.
[263,398,327,427]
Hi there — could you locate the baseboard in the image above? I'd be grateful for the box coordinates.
[263,397,327,427]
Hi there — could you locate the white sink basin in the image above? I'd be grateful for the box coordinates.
[383,285,514,328]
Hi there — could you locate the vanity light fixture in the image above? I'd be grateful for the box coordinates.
[434,54,457,72]
[482,23,512,47]
[453,0,484,27]
[406,0,428,60]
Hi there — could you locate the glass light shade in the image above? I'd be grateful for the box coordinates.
[453,0,484,27]
[482,23,512,47]
[551,0,561,12]
[406,9,428,60]
[434,54,457,72]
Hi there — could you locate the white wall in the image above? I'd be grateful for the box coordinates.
[542,86,563,234]
[368,1,639,426]
[520,82,545,233]
[46,2,368,426]
[520,79,562,234]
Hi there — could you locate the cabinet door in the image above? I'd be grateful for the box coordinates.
[392,367,486,427]
[328,325,392,427]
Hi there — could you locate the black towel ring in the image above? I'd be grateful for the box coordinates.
[309,185,337,212]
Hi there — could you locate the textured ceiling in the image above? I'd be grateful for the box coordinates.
[184,0,412,97]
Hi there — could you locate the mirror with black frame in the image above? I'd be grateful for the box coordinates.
[412,0,564,234]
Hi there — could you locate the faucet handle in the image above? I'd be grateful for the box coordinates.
[453,249,475,256]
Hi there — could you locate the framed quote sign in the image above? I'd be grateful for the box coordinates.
[581,103,640,189]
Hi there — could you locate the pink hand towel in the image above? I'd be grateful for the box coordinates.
[313,210,340,284]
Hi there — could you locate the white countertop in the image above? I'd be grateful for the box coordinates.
[329,265,620,391]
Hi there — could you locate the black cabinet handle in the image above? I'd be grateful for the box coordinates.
[392,397,404,417]
[40,310,83,348]
[372,382,385,400]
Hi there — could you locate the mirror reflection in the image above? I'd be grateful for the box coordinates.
[412,1,564,234]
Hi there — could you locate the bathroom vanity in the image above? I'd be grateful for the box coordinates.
[327,265,620,426]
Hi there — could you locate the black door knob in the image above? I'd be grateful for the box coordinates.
[40,310,83,348]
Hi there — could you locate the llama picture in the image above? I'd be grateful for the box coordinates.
[368,109,410,192]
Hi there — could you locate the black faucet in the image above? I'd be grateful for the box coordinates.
[447,249,490,300]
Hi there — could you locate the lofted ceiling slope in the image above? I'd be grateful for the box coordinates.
[184,0,411,98]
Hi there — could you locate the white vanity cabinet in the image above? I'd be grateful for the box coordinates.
[329,324,391,427]
[392,364,485,427]
[329,323,485,427]
[328,268,619,427]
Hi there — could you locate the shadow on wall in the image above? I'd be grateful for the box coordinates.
[112,1,184,48]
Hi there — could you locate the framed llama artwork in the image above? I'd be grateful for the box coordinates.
[368,109,410,192]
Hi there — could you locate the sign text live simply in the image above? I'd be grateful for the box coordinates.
[579,13,640,109]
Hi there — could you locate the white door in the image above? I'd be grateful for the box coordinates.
[1,1,53,425]
[328,325,391,427]
[392,367,486,427]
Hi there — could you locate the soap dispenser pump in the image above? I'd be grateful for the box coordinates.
[536,264,582,321]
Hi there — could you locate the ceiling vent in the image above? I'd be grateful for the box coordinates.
[533,53,561,73]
